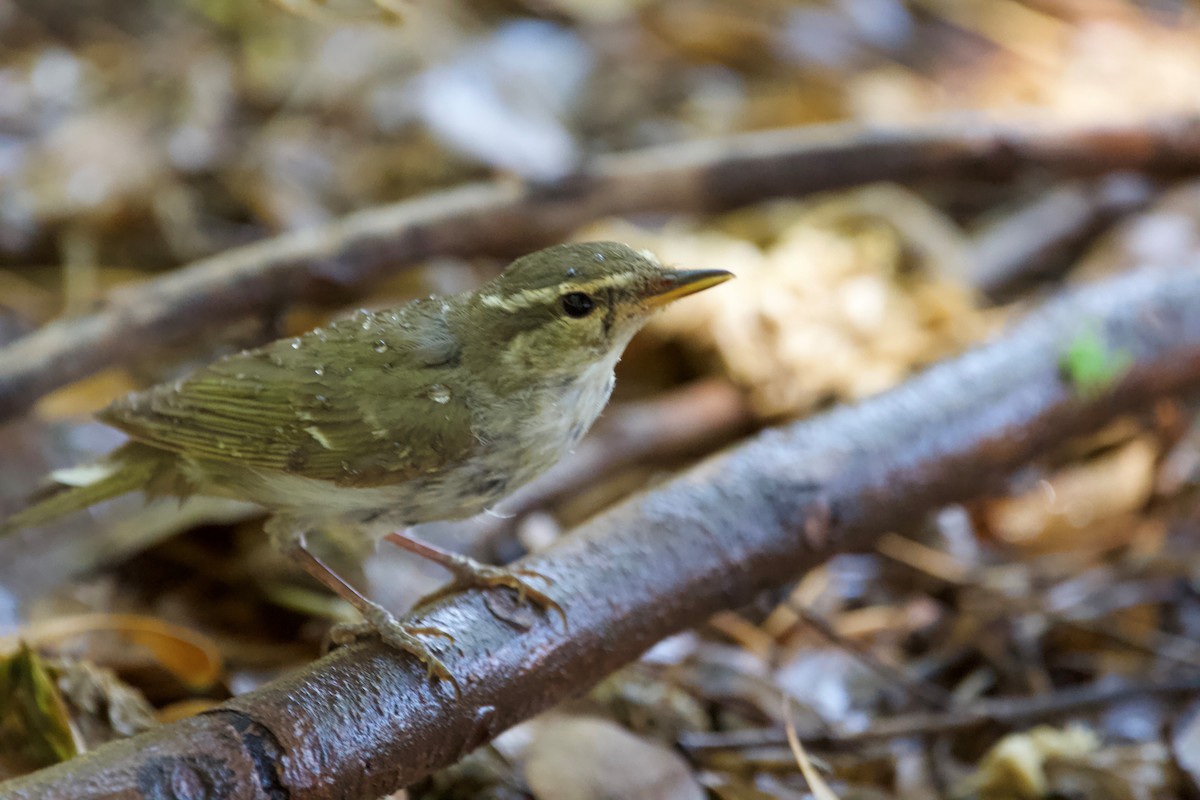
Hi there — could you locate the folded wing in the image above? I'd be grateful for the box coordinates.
[100,307,476,488]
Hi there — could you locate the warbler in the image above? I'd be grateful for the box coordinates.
[1,241,732,678]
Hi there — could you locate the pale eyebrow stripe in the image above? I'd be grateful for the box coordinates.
[479,271,641,312]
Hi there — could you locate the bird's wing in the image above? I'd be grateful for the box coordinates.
[99,304,478,488]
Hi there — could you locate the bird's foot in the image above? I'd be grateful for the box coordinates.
[383,531,566,627]
[419,555,565,626]
[329,600,457,689]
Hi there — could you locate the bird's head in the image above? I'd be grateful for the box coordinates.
[468,241,732,384]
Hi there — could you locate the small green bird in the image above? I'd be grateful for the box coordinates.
[2,242,732,678]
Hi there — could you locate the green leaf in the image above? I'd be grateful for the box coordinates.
[1060,326,1132,398]
[2,643,80,765]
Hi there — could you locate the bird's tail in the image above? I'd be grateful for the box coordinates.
[1,444,171,534]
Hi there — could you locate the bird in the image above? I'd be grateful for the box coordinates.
[1,241,733,680]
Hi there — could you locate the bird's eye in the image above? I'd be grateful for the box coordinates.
[560,292,596,318]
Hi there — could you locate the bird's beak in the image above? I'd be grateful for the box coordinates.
[643,269,734,308]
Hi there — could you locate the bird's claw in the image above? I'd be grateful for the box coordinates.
[329,602,459,692]
[419,559,567,628]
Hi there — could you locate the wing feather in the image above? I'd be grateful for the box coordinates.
[99,304,477,487]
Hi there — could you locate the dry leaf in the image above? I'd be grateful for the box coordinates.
[523,714,704,800]
[962,724,1099,800]
[1,613,223,693]
[959,729,1176,800]
[982,436,1158,554]
[51,658,156,740]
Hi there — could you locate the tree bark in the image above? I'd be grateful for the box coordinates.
[2,115,1199,422]
[3,264,1200,799]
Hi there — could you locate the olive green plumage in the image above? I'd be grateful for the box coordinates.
[4,241,731,537]
[100,299,476,491]
[1,241,731,676]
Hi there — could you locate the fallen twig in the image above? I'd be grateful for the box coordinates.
[968,174,1156,298]
[879,534,1200,670]
[788,603,954,710]
[682,677,1200,752]
[3,263,1200,798]
[3,115,1200,422]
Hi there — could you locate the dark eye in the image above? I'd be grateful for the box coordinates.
[560,292,596,318]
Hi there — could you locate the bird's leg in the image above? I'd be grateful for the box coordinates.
[273,526,455,683]
[384,530,565,625]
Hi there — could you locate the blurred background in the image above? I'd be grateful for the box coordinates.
[4,0,1200,797]
[3,0,1200,261]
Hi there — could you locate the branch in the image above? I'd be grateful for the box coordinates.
[968,174,1155,299]
[3,115,1200,421]
[4,264,1200,799]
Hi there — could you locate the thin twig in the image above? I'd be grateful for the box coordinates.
[968,174,1155,299]
[683,677,1200,752]
[783,697,839,800]
[879,535,1200,671]
[789,603,954,710]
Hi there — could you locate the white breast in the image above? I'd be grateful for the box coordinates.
[187,353,623,531]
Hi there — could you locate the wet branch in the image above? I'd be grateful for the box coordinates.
[3,114,1200,422]
[4,264,1200,799]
